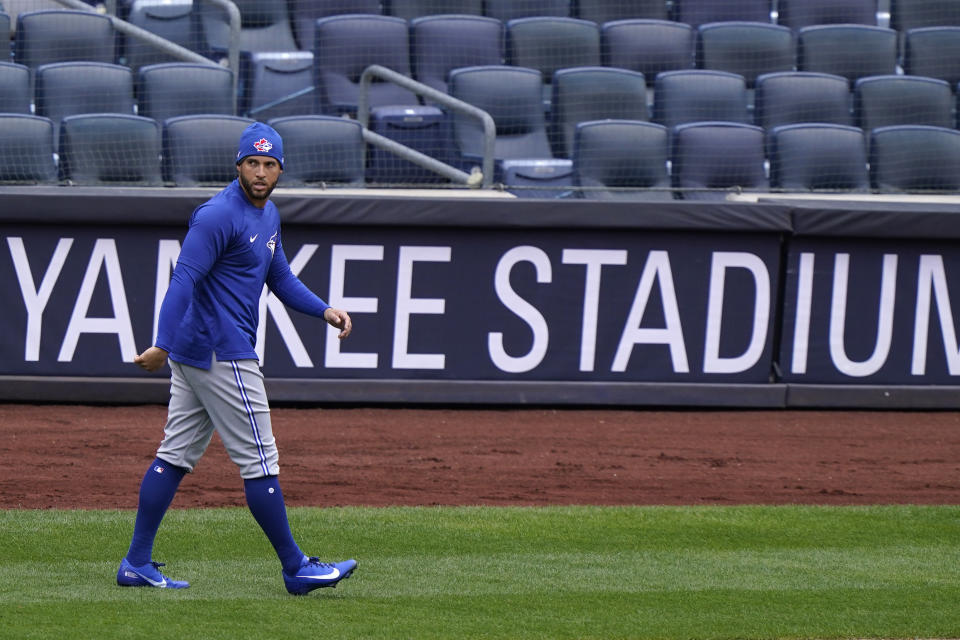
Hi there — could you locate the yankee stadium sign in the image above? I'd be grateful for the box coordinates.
[5,224,960,385]
[0,225,780,383]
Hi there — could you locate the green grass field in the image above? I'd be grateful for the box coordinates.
[1,505,958,639]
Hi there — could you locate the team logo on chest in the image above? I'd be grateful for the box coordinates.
[267,230,278,257]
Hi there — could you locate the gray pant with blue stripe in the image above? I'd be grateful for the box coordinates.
[156,354,278,479]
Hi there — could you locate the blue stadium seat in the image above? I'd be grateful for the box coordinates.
[484,0,571,21]
[671,0,772,29]
[891,0,960,32]
[59,114,163,186]
[777,0,878,30]
[162,114,254,186]
[410,14,504,96]
[35,62,136,149]
[768,123,869,192]
[448,65,572,194]
[797,24,897,82]
[904,27,960,88]
[288,0,381,51]
[652,70,750,130]
[671,121,768,199]
[0,62,31,114]
[506,17,602,107]
[194,0,298,55]
[574,0,668,23]
[602,19,694,86]
[754,71,851,129]
[550,66,648,158]
[870,125,960,192]
[854,75,953,133]
[386,0,483,20]
[239,51,314,120]
[137,62,235,123]
[267,115,365,187]
[0,114,57,184]
[572,119,672,200]
[313,14,419,116]
[14,10,116,69]
[123,0,199,69]
[696,22,795,88]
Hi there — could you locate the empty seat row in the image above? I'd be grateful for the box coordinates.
[0,113,367,188]
[573,120,960,200]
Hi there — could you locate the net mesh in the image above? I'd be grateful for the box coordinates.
[1,0,960,197]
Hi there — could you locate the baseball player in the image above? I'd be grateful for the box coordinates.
[116,122,357,595]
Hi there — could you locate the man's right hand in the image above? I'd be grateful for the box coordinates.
[134,346,169,372]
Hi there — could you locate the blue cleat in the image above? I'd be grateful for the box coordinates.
[282,556,357,595]
[117,558,190,589]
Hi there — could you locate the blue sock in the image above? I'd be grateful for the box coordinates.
[125,457,186,567]
[244,476,304,575]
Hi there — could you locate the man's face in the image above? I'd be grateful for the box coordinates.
[237,155,282,206]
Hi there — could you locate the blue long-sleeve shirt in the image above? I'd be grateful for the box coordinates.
[155,179,329,369]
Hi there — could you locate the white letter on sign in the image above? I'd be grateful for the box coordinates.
[488,246,551,373]
[393,246,451,369]
[703,251,770,374]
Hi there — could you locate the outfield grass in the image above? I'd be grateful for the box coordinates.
[1,505,958,639]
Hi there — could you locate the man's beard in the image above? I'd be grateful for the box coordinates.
[240,172,277,203]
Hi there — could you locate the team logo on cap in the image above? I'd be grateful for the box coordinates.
[253,138,273,153]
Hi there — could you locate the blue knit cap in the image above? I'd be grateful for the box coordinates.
[236,122,284,169]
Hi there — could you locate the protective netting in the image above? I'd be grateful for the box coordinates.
[2,0,960,197]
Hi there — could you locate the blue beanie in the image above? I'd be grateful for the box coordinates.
[236,122,284,169]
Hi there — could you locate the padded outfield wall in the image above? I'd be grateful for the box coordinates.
[2,187,960,409]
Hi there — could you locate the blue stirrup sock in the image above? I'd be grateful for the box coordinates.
[243,475,304,575]
[125,457,186,567]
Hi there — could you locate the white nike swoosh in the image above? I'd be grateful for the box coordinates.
[250,234,259,243]
[129,569,167,587]
[296,567,340,581]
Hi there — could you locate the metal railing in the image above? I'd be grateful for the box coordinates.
[359,65,496,189]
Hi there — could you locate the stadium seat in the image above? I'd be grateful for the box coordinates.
[14,10,116,69]
[776,0,878,30]
[904,27,960,88]
[313,14,419,116]
[163,114,254,186]
[891,0,960,32]
[0,114,57,184]
[137,62,235,123]
[869,125,960,192]
[123,0,199,69]
[652,70,750,130]
[484,0,571,21]
[601,19,694,86]
[385,0,483,20]
[0,62,31,114]
[797,24,897,82]
[35,62,136,149]
[194,0,298,55]
[574,0,668,23]
[767,123,869,192]
[754,71,852,129]
[671,121,768,199]
[448,65,571,189]
[671,0,772,29]
[853,75,953,133]
[506,17,602,108]
[695,22,795,88]
[266,115,365,187]
[367,104,456,184]
[549,66,648,158]
[572,119,672,200]
[0,13,9,52]
[239,51,314,120]
[288,0,381,51]
[59,114,163,186]
[410,14,504,95]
